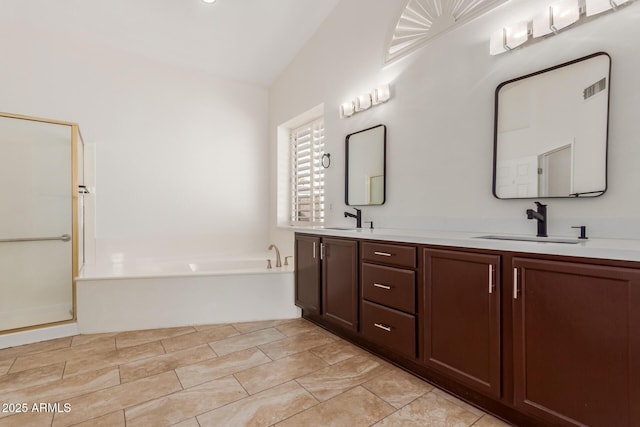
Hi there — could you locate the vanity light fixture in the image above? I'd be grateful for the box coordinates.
[340,84,392,118]
[585,0,631,15]
[491,0,635,55]
[202,0,216,3]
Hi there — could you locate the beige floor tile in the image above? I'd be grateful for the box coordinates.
[432,386,486,417]
[71,333,118,347]
[0,368,120,419]
[234,351,328,395]
[197,380,318,427]
[115,326,195,349]
[363,368,433,409]
[274,319,323,336]
[210,328,286,356]
[161,324,239,353]
[373,391,481,427]
[0,337,72,362]
[125,375,247,426]
[275,385,395,427]
[171,417,200,427]
[473,414,513,426]
[176,347,271,388]
[0,358,12,375]
[9,340,115,374]
[120,344,215,383]
[63,341,165,377]
[231,319,296,334]
[0,410,53,427]
[71,410,125,427]
[309,339,370,365]
[296,355,390,401]
[0,363,64,395]
[258,329,336,360]
[51,371,182,427]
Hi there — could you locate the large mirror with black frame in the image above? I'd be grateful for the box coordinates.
[345,124,386,206]
[493,52,610,199]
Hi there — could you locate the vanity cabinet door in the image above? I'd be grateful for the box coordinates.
[512,258,640,427]
[294,234,321,315]
[423,249,501,398]
[322,237,358,332]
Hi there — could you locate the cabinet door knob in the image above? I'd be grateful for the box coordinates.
[373,283,391,290]
[374,323,392,332]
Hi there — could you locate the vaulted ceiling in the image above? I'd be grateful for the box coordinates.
[0,0,341,87]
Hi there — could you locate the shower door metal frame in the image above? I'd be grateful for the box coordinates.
[0,112,83,334]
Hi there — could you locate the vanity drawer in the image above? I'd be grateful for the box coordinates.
[361,300,416,359]
[361,242,416,268]
[362,263,415,313]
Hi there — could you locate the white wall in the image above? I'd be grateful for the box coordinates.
[0,22,270,261]
[269,0,640,252]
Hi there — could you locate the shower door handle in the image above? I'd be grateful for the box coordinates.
[0,234,71,243]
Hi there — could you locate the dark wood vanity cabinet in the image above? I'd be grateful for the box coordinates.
[295,234,358,331]
[360,241,417,359]
[512,257,640,427]
[294,234,321,314]
[322,237,359,331]
[295,232,640,426]
[423,249,502,399]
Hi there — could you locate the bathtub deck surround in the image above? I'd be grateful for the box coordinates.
[76,257,298,334]
[0,318,509,426]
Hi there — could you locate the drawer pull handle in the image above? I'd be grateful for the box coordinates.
[373,283,391,290]
[373,251,392,257]
[374,323,392,332]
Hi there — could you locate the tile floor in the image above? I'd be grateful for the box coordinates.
[0,318,512,426]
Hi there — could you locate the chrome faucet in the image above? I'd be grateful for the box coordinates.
[268,244,282,267]
[526,202,548,237]
[344,208,362,228]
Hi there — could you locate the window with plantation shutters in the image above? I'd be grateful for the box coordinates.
[291,118,325,224]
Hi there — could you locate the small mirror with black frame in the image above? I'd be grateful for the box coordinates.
[493,52,610,199]
[345,124,386,206]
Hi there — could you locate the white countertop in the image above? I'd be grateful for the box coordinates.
[286,226,640,263]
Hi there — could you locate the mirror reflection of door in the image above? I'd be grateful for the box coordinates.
[538,144,572,197]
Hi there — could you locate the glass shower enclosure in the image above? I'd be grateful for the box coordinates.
[0,113,84,332]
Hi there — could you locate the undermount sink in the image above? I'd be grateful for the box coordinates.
[476,235,584,244]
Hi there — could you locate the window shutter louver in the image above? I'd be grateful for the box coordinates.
[291,118,325,224]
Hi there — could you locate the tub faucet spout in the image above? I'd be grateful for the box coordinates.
[268,244,282,268]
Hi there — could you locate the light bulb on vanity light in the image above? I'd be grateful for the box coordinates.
[490,21,529,55]
[585,0,631,16]
[533,0,580,37]
[340,101,355,118]
[202,0,216,3]
[355,94,372,112]
[372,84,391,105]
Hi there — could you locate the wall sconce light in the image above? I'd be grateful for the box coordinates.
[340,101,355,118]
[585,0,631,16]
[340,84,392,118]
[491,0,634,55]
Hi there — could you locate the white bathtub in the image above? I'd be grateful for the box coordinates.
[76,256,299,334]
